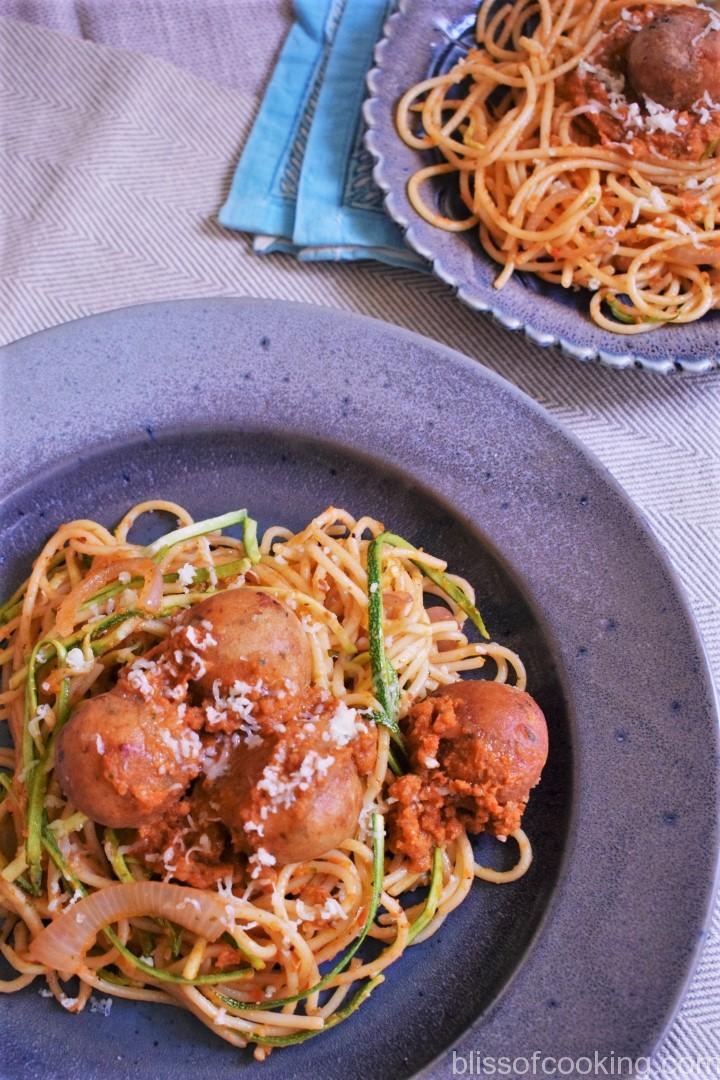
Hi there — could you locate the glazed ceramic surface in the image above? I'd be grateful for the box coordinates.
[0,298,717,1079]
[363,0,720,373]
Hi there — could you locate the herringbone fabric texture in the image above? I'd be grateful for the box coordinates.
[0,9,719,1075]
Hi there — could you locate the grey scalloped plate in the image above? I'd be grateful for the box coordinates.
[363,0,720,373]
[0,298,718,1080]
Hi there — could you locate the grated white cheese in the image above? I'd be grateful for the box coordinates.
[66,647,87,671]
[320,897,346,921]
[619,7,641,28]
[216,873,235,898]
[187,652,206,679]
[643,97,679,135]
[295,899,316,923]
[257,749,335,814]
[207,679,263,746]
[292,897,346,924]
[624,101,643,130]
[158,726,201,766]
[322,701,366,747]
[692,6,720,47]
[248,847,277,879]
[186,624,217,651]
[177,563,196,588]
[203,740,233,780]
[127,657,158,699]
[686,175,717,191]
[28,704,51,740]
[693,90,720,126]
[90,996,113,1016]
[179,897,202,912]
[205,705,227,727]
[648,187,669,211]
[578,60,625,97]
[300,614,321,636]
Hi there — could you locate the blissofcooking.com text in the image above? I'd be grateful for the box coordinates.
[450,1050,720,1077]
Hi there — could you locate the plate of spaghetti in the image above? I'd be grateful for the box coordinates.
[363,0,720,372]
[0,298,717,1080]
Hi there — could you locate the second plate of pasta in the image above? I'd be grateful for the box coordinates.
[364,0,720,372]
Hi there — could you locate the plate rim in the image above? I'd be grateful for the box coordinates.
[1,296,719,1077]
[362,0,720,376]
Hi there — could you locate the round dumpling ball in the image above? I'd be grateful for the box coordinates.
[427,680,548,804]
[55,690,202,828]
[178,588,312,694]
[627,7,720,112]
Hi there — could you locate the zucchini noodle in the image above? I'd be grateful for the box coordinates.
[0,503,533,1058]
[396,0,720,333]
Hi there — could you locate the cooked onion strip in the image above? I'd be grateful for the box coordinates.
[29,882,235,974]
[55,558,162,638]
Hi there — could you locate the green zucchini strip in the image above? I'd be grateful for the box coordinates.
[32,611,142,669]
[366,537,404,746]
[216,812,385,1013]
[386,744,402,777]
[605,296,637,325]
[407,846,443,944]
[103,829,134,885]
[25,641,71,892]
[242,516,261,564]
[376,531,489,640]
[104,934,253,987]
[144,509,252,562]
[249,975,385,1047]
[605,295,679,327]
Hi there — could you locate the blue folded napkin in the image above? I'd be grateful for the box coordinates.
[218,0,426,270]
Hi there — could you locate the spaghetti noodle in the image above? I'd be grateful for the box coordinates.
[396,0,720,333]
[0,502,541,1057]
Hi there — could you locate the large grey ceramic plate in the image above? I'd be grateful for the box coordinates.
[0,298,718,1080]
[363,0,720,374]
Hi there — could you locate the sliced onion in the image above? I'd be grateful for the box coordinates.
[28,882,235,975]
[55,557,162,637]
